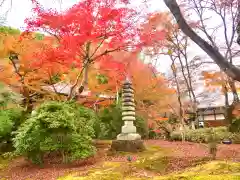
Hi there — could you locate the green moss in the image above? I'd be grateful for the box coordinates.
[153,161,240,180]
[58,171,123,180]
[131,145,171,173]
[125,178,151,180]
[108,145,169,157]
[59,146,240,180]
[0,153,15,170]
[179,161,240,176]
[134,155,169,173]
[0,159,8,170]
[58,162,124,180]
[154,175,240,180]
[59,145,171,180]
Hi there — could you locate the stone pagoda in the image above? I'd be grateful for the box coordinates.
[111,77,145,152]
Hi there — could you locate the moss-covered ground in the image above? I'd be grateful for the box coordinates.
[1,140,240,180]
[58,142,240,180]
[58,160,240,180]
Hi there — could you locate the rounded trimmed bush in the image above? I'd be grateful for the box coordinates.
[13,101,96,164]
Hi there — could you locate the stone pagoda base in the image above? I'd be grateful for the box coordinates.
[110,139,145,152]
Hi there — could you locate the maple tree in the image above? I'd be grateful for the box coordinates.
[139,12,196,130]
[24,0,160,100]
[166,28,200,129]
[81,50,175,114]
[202,70,240,122]
[123,54,176,128]
[0,30,66,111]
[202,71,230,93]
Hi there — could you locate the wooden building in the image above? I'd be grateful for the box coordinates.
[43,82,116,111]
[195,106,226,127]
[186,91,240,128]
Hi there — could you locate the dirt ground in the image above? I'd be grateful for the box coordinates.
[0,140,239,180]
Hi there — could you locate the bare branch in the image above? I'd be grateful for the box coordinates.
[164,0,240,82]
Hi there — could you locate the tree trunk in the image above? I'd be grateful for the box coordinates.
[222,84,233,125]
[236,1,240,45]
[170,60,186,132]
[79,60,89,93]
[224,78,239,125]
[228,79,239,103]
[78,42,91,94]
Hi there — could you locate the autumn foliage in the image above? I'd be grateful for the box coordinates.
[0,0,173,114]
[25,0,142,69]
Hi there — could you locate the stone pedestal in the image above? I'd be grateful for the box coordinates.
[110,77,145,152]
[111,140,145,152]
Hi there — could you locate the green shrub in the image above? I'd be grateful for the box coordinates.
[66,101,99,138]
[229,118,240,133]
[0,108,24,152]
[13,101,96,164]
[148,127,158,139]
[0,83,22,108]
[0,112,13,139]
[230,133,240,144]
[97,103,148,139]
[155,114,179,140]
[170,126,233,143]
[135,116,149,139]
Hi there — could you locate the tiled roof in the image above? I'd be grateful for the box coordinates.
[42,82,115,99]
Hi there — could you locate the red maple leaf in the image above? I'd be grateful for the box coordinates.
[25,0,151,74]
